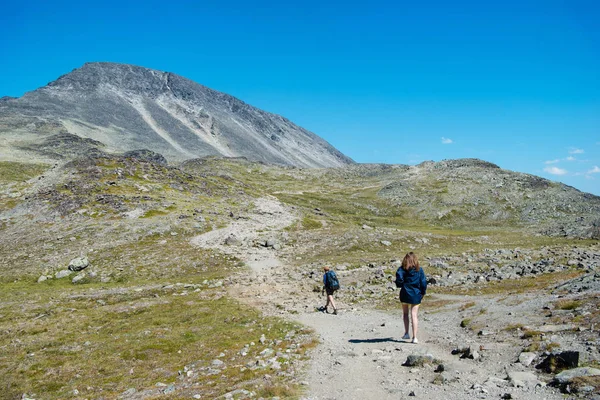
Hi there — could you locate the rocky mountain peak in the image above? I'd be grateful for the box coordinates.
[1,62,354,167]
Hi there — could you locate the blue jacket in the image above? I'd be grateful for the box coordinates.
[395,267,427,304]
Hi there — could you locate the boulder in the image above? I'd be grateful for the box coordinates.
[68,256,89,271]
[518,352,537,367]
[55,270,73,279]
[404,354,434,367]
[72,273,87,284]
[506,370,541,388]
[552,367,600,385]
[224,235,241,246]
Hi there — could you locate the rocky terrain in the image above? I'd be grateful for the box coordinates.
[0,154,599,400]
[0,62,353,168]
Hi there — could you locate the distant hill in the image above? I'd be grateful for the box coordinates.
[0,62,354,167]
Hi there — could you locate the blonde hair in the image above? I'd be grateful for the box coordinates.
[401,252,420,271]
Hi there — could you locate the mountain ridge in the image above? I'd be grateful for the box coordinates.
[0,62,354,167]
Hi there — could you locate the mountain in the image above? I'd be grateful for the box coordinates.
[0,62,354,167]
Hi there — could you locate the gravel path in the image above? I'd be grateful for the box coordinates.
[191,196,570,400]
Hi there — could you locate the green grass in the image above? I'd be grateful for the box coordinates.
[0,161,49,183]
[0,280,313,399]
[555,299,582,310]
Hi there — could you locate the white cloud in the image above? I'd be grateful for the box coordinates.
[569,148,584,154]
[545,159,560,164]
[566,156,576,161]
[441,137,453,144]
[544,166,568,176]
[588,166,600,174]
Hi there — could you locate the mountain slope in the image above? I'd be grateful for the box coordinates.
[0,62,353,167]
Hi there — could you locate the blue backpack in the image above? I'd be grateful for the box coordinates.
[326,270,340,290]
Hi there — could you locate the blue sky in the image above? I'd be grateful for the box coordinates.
[1,0,599,194]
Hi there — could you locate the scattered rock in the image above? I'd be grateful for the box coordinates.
[68,256,89,271]
[518,352,537,367]
[404,354,434,367]
[552,367,600,385]
[55,270,72,279]
[506,370,541,388]
[224,235,241,246]
[211,359,224,367]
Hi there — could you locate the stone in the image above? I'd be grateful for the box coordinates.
[72,273,87,284]
[163,384,175,394]
[552,367,600,384]
[37,275,48,283]
[404,354,434,367]
[381,240,392,246]
[55,270,72,279]
[506,370,540,387]
[211,359,224,367]
[537,324,576,333]
[518,352,537,367]
[260,348,274,357]
[121,388,136,396]
[224,235,241,246]
[484,376,508,388]
[68,256,89,271]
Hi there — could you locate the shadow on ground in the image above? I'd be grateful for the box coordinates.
[348,337,402,344]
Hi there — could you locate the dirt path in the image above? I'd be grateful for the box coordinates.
[191,197,566,400]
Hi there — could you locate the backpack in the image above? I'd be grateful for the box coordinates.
[326,270,340,290]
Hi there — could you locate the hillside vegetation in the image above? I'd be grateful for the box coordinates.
[0,154,599,399]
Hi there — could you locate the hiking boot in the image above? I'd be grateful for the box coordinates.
[333,309,337,315]
[412,338,418,344]
[316,306,326,312]
[401,333,410,340]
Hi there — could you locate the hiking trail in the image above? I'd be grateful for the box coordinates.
[191,197,565,400]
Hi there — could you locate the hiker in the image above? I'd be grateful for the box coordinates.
[395,252,427,343]
[319,266,339,314]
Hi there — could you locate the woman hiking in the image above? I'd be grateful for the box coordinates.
[318,266,339,315]
[395,252,427,343]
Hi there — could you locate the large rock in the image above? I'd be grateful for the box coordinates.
[404,354,435,367]
[55,269,73,279]
[506,370,541,388]
[68,256,90,271]
[552,367,600,385]
[518,352,537,367]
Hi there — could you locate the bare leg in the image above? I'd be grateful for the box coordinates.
[402,303,410,336]
[327,294,337,312]
[410,304,420,339]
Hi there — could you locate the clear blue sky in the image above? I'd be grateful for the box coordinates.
[1,0,599,194]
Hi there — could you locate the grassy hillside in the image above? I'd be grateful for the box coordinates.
[0,156,598,399]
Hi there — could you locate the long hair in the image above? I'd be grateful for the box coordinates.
[402,252,420,271]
